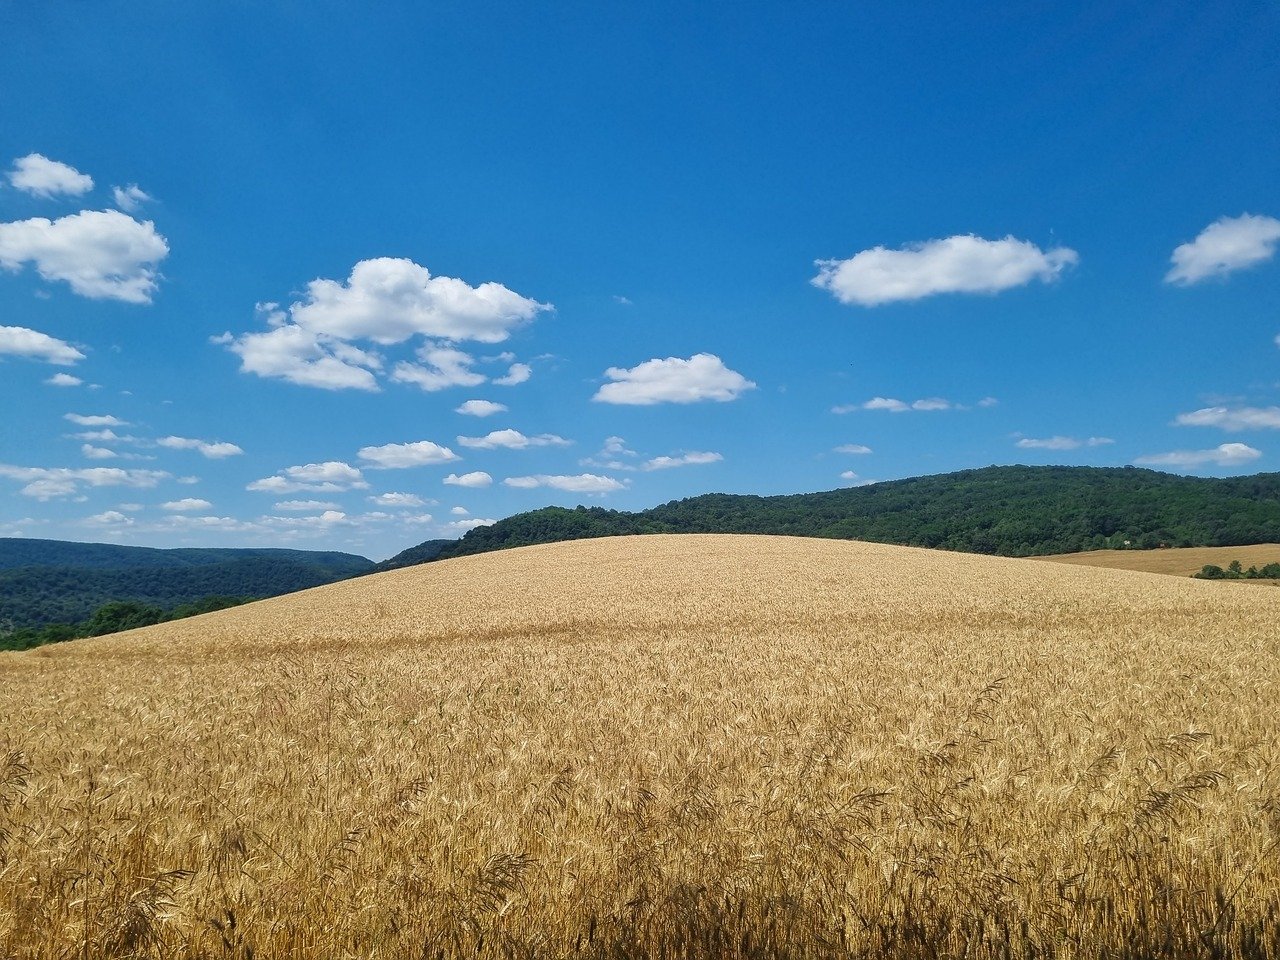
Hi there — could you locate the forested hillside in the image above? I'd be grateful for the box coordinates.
[0,539,373,629]
[391,466,1280,567]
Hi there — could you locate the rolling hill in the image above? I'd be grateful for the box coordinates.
[3,535,1278,956]
[379,464,1280,571]
[0,538,374,629]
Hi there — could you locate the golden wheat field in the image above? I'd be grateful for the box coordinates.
[3,534,1280,959]
[1040,544,1280,582]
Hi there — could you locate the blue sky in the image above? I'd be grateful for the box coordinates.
[1,1,1278,560]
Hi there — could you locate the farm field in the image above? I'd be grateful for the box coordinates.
[1040,543,1280,581]
[2,533,1280,958]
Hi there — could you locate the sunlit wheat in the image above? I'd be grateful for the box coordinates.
[2,534,1279,957]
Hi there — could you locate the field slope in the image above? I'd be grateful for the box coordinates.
[1040,543,1280,580]
[2,535,1280,958]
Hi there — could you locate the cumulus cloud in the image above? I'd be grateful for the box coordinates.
[834,444,873,454]
[450,506,469,516]
[0,325,85,365]
[358,440,459,469]
[1134,443,1262,469]
[391,344,486,391]
[162,498,212,511]
[247,461,368,493]
[81,444,119,459]
[0,464,168,500]
[1165,214,1280,285]
[64,413,127,426]
[221,260,548,390]
[840,470,860,481]
[221,323,381,391]
[812,234,1077,306]
[580,436,641,470]
[493,362,532,386]
[443,471,493,488]
[111,184,152,213]
[1015,436,1114,450]
[457,429,570,450]
[157,435,244,458]
[854,397,955,413]
[8,154,93,198]
[45,372,83,386]
[280,258,549,345]
[367,492,429,507]
[456,399,508,417]
[1174,406,1280,431]
[503,473,627,493]
[0,210,169,302]
[274,499,341,511]
[448,517,497,532]
[642,451,722,470]
[86,510,133,526]
[593,353,755,405]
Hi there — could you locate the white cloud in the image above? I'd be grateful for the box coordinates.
[977,396,1000,408]
[280,257,549,345]
[45,372,83,386]
[81,444,118,459]
[456,399,508,417]
[1016,436,1080,450]
[0,325,85,365]
[580,436,640,469]
[64,413,127,426]
[162,515,258,533]
[223,324,381,391]
[1174,406,1280,431]
[1133,443,1262,469]
[162,498,212,512]
[1016,436,1114,450]
[221,260,549,392]
[8,154,93,198]
[0,210,169,303]
[593,353,755,405]
[812,234,1077,306]
[1165,214,1280,285]
[642,451,722,470]
[111,184,152,213]
[834,444,873,454]
[448,517,496,532]
[493,362,532,386]
[367,492,428,507]
[840,470,859,481]
[503,473,627,493]
[457,429,570,450]
[391,344,486,391]
[157,435,244,458]
[274,499,341,511]
[260,510,350,528]
[0,464,168,500]
[247,461,368,493]
[858,397,954,413]
[86,510,133,526]
[444,471,493,488]
[358,440,459,469]
[450,505,469,516]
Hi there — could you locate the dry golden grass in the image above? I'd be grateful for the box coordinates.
[3,533,1280,958]
[1039,543,1280,581]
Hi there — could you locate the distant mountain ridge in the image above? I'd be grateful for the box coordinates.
[381,465,1280,569]
[0,539,374,629]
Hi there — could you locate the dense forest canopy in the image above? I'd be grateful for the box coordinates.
[381,466,1280,569]
[0,540,373,630]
